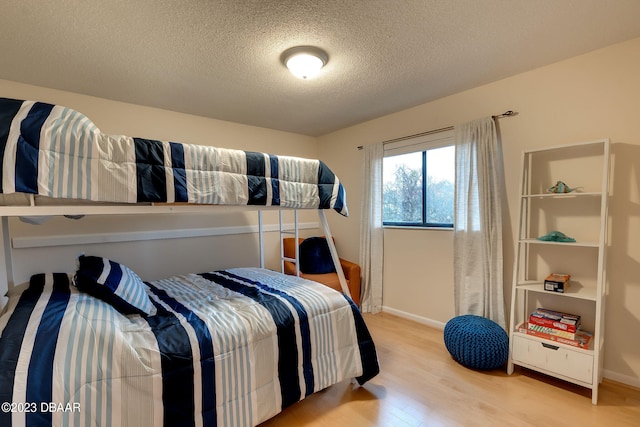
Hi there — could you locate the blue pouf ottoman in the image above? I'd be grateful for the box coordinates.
[443,314,509,370]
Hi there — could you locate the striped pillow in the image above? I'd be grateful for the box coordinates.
[74,255,154,316]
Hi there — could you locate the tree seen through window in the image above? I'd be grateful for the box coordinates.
[383,145,454,227]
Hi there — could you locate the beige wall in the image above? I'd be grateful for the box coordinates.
[0,80,319,283]
[0,80,317,156]
[318,37,640,387]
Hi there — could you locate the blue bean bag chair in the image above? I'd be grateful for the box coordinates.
[443,314,509,370]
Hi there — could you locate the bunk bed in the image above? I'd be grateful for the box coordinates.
[0,98,379,427]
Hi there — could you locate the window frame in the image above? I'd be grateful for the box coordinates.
[382,130,455,229]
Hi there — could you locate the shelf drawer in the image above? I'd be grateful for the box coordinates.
[512,334,594,384]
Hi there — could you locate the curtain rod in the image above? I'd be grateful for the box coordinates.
[357,110,517,150]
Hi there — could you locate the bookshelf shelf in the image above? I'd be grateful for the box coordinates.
[515,282,598,301]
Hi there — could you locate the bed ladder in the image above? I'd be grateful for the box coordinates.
[278,210,301,276]
[258,210,300,274]
[258,209,351,300]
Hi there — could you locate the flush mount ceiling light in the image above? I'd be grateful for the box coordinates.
[281,46,328,79]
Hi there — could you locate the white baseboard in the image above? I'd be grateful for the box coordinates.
[381,305,446,330]
[603,369,640,390]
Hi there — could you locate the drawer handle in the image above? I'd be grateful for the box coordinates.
[542,342,559,350]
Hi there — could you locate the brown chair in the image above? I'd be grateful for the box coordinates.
[283,237,361,306]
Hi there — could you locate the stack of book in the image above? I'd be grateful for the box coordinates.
[517,308,593,349]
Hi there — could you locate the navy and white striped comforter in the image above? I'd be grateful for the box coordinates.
[0,268,378,427]
[0,98,347,215]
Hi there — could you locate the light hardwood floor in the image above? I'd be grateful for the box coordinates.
[261,312,640,427]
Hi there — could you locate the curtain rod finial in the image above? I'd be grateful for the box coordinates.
[493,110,518,119]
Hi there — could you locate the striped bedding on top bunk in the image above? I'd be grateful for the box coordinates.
[0,98,347,215]
[0,268,378,427]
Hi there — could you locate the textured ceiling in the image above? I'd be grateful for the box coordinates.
[2,1,640,136]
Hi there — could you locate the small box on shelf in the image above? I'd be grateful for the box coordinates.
[544,273,571,293]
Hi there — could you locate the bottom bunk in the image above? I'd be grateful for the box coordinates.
[0,264,379,427]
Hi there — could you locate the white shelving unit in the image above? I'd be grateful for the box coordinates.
[507,139,610,404]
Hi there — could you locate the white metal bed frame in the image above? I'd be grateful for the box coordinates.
[0,198,351,311]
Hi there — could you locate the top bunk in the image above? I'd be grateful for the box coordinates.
[0,97,348,218]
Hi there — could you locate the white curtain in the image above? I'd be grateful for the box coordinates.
[453,117,506,328]
[359,142,384,313]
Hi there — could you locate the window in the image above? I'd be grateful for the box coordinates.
[382,131,454,228]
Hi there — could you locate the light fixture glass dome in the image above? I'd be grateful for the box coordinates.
[281,46,328,80]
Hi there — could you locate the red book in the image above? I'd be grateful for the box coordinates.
[517,323,593,350]
[529,308,580,333]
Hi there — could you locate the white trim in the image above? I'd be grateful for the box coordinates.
[12,221,319,249]
[381,305,446,330]
[602,369,640,390]
[383,129,454,157]
[383,225,453,231]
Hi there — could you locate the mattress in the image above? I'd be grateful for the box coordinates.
[0,267,378,427]
[0,98,347,216]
